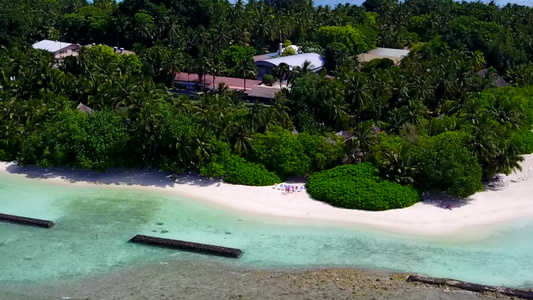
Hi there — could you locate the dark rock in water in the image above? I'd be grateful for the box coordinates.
[157,222,164,226]
[161,230,168,233]
[407,275,533,299]
[0,213,55,228]
[129,235,243,258]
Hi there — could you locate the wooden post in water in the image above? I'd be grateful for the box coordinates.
[130,234,243,258]
[0,213,55,228]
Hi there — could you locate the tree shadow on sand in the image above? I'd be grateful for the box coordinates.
[421,192,473,209]
[5,163,218,188]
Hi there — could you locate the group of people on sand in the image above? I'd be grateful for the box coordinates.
[440,201,453,210]
[276,184,304,194]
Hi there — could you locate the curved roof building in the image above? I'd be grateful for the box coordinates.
[255,53,325,79]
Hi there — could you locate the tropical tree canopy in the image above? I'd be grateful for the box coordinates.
[2,0,533,209]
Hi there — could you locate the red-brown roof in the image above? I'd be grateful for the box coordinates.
[175,72,261,91]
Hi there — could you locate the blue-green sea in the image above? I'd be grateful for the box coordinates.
[1,170,532,289]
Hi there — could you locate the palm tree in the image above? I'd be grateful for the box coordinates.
[185,58,195,82]
[165,50,184,79]
[210,59,226,88]
[287,66,300,86]
[286,60,313,86]
[255,15,274,47]
[346,121,378,163]
[249,101,268,131]
[471,51,486,72]
[271,14,293,43]
[234,130,252,156]
[236,58,257,91]
[133,11,155,44]
[386,107,408,134]
[196,56,213,89]
[273,63,290,88]
[270,93,292,128]
[487,139,524,180]
[343,72,368,123]
[465,113,499,177]
[378,144,418,184]
[300,60,313,73]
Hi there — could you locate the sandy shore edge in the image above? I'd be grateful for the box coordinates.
[2,156,533,238]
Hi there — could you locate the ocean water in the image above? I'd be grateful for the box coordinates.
[1,171,533,288]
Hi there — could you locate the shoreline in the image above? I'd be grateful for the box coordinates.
[1,259,512,300]
[2,157,533,238]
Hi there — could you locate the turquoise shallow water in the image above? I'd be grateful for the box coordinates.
[1,171,532,288]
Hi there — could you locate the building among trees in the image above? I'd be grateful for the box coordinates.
[32,40,79,60]
[174,72,261,91]
[358,47,410,64]
[255,53,325,79]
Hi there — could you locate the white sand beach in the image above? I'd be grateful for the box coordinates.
[2,155,533,238]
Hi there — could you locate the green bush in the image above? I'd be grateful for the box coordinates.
[221,45,256,69]
[297,132,344,172]
[224,156,281,186]
[251,126,311,177]
[315,25,376,54]
[0,140,13,161]
[281,47,296,56]
[0,149,7,161]
[251,127,344,177]
[262,74,276,86]
[306,163,421,211]
[414,132,483,197]
[199,140,281,186]
[361,58,395,72]
[18,110,129,171]
[513,129,533,154]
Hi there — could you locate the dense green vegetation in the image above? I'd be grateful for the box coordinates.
[18,109,129,171]
[199,139,281,185]
[2,0,533,210]
[307,163,421,210]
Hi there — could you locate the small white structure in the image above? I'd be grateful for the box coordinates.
[32,40,79,60]
[282,45,302,55]
[76,103,93,114]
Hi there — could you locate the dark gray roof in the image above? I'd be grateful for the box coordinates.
[246,86,281,99]
[77,103,93,114]
[336,130,354,140]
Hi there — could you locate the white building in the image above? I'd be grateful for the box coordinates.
[32,40,79,60]
[255,53,326,79]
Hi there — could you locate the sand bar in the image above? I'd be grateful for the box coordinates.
[2,155,533,238]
